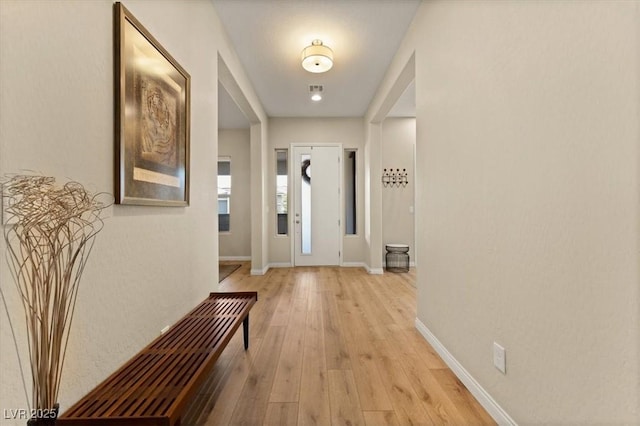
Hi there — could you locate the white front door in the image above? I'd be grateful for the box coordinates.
[293,145,341,266]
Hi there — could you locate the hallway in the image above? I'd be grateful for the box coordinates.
[185,265,493,425]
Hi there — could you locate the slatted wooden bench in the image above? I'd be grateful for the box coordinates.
[57,291,257,426]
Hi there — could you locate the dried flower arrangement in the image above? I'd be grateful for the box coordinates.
[2,174,111,424]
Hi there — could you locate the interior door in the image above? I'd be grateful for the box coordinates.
[293,145,341,266]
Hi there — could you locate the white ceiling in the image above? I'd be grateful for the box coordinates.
[213,0,419,128]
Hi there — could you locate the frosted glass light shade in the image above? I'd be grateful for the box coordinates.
[301,40,333,73]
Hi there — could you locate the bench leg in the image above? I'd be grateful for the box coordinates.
[243,315,250,350]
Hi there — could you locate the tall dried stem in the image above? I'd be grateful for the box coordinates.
[2,174,111,411]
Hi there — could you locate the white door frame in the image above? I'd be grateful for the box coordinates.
[289,143,344,266]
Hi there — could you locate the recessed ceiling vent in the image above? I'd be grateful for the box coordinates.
[309,85,324,102]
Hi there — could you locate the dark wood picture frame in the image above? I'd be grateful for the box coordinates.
[114,2,190,206]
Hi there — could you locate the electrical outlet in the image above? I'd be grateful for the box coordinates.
[493,342,506,374]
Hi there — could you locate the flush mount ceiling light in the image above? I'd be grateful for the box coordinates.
[309,84,324,101]
[301,40,333,73]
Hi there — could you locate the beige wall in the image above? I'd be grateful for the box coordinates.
[381,118,415,263]
[268,118,365,265]
[218,129,251,258]
[0,1,265,422]
[369,1,640,423]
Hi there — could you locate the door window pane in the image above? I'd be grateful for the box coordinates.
[301,154,311,254]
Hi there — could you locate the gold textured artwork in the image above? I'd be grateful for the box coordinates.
[115,2,190,205]
[141,81,177,168]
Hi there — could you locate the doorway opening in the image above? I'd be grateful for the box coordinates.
[382,79,416,272]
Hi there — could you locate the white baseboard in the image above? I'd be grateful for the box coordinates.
[341,262,367,269]
[365,264,384,275]
[219,256,251,261]
[250,265,270,276]
[269,262,292,268]
[414,318,517,426]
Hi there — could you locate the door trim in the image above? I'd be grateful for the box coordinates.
[289,143,343,266]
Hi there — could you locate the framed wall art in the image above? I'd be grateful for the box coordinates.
[114,2,190,206]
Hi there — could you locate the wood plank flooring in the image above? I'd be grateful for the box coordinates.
[190,263,494,426]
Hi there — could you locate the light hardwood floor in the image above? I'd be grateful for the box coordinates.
[187,263,494,426]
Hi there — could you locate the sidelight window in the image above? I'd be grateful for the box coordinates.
[344,149,357,235]
[218,157,231,232]
[276,150,288,235]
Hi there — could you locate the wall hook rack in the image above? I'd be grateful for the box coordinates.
[382,168,408,188]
